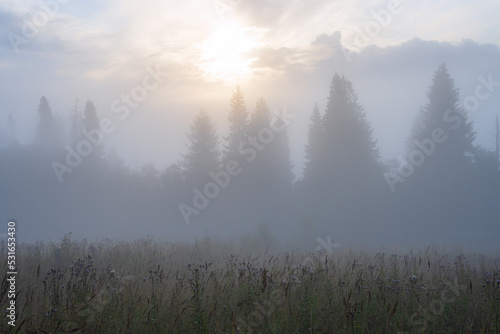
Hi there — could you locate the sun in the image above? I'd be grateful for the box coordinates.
[198,23,260,82]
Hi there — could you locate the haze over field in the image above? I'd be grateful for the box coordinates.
[0,0,499,253]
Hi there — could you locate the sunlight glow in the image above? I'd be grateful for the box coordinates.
[198,23,260,82]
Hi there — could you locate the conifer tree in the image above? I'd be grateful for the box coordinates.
[402,64,476,230]
[302,103,324,188]
[34,96,63,151]
[224,86,248,162]
[322,74,380,192]
[182,110,220,184]
[245,98,294,224]
[299,74,382,233]
[407,63,474,173]
[83,100,104,160]
[84,100,100,131]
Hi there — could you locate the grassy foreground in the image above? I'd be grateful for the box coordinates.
[1,236,499,333]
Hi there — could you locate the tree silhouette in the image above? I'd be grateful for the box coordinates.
[402,64,477,232]
[298,74,382,234]
[407,63,475,174]
[323,74,379,184]
[83,100,104,161]
[244,97,294,227]
[181,111,220,185]
[34,96,63,151]
[84,100,100,131]
[224,86,249,163]
[301,103,324,190]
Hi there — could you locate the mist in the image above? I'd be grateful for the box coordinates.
[2,1,500,332]
[1,1,500,254]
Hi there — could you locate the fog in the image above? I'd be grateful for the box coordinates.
[1,0,499,254]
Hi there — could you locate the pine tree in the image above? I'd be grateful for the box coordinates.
[299,74,382,233]
[83,100,104,161]
[322,74,380,191]
[403,64,477,230]
[224,86,248,162]
[83,100,100,131]
[247,98,293,184]
[245,98,294,225]
[407,64,475,175]
[270,112,294,191]
[265,102,294,193]
[181,111,220,184]
[34,96,63,151]
[302,103,324,188]
[248,97,270,137]
[246,97,272,185]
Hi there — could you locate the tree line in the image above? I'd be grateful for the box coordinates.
[1,63,499,245]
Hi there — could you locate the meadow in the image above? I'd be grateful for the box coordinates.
[1,235,499,333]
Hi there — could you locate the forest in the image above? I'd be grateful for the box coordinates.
[1,63,499,250]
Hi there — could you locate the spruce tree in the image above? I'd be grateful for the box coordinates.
[181,111,220,185]
[322,74,379,192]
[300,74,382,233]
[224,86,248,162]
[403,64,476,231]
[407,63,474,173]
[245,98,294,225]
[34,96,63,151]
[302,103,324,189]
[83,100,104,160]
[248,97,270,137]
[83,100,100,131]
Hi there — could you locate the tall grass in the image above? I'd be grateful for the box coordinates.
[1,236,499,333]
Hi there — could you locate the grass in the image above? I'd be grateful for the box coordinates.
[1,236,499,333]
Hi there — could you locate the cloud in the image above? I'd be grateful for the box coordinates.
[249,47,291,71]
[311,31,342,47]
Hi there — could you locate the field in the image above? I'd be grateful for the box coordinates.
[1,235,499,333]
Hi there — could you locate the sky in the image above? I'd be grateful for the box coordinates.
[1,0,500,176]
